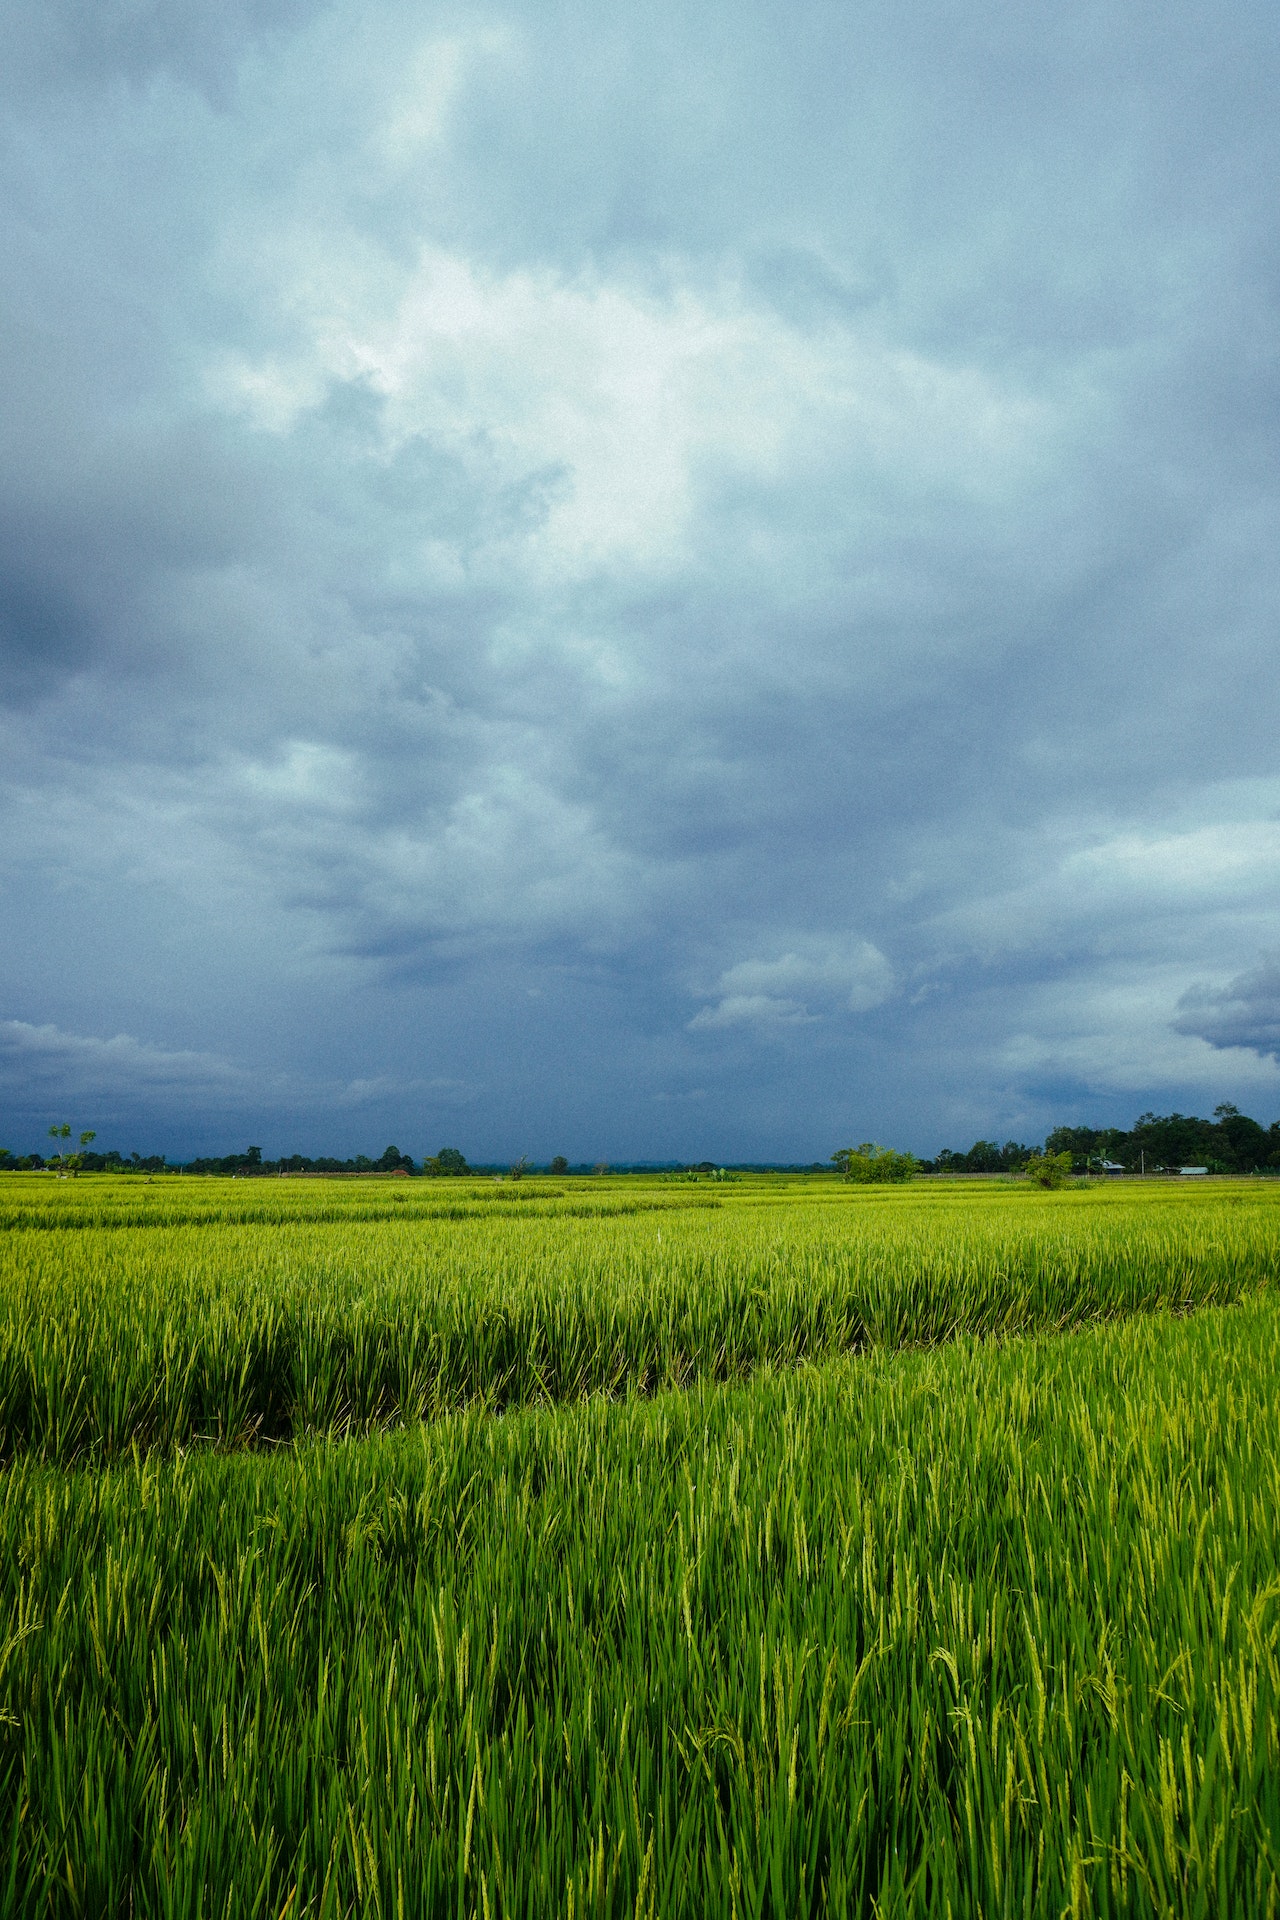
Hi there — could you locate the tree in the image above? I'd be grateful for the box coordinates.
[41,1125,99,1175]
[1023,1151,1073,1189]
[508,1156,530,1180]
[1213,1104,1268,1171]
[1043,1126,1126,1172]
[549,1156,569,1175]
[376,1144,415,1173]
[423,1147,468,1176]
[1126,1112,1216,1171]
[64,1129,96,1176]
[927,1139,1028,1174]
[832,1143,919,1184]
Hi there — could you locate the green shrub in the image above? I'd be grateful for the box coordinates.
[1023,1150,1074,1188]
[831,1142,920,1182]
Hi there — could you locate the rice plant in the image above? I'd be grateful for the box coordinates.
[0,1293,1277,1914]
[0,1174,1276,1463]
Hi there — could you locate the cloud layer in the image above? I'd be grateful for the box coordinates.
[2,0,1279,1157]
[1175,958,1280,1063]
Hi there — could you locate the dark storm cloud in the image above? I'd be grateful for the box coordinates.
[1175,959,1280,1063]
[0,1016,480,1152]
[2,0,1279,1157]
[0,1018,252,1108]
[2,0,317,101]
[0,565,95,698]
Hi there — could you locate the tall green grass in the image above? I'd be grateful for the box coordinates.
[1,1179,1276,1462]
[0,1175,721,1232]
[2,1295,1278,1915]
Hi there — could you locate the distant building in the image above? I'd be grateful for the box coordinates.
[1177,1166,1208,1176]
[1100,1161,1126,1174]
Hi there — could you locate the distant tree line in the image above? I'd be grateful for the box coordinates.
[0,1142,835,1176]
[0,1147,169,1173]
[0,1142,464,1176]
[923,1105,1280,1175]
[5,1106,1280,1176]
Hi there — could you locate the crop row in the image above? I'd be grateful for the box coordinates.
[0,1182,724,1233]
[1,1185,1275,1463]
[2,1295,1278,1915]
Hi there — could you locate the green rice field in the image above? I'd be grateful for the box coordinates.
[1,1173,1278,1914]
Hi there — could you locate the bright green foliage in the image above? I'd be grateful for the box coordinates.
[1,1297,1279,1914]
[832,1143,920,1182]
[0,1176,1276,1463]
[1023,1150,1075,1188]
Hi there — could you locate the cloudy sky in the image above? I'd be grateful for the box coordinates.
[3,0,1280,1162]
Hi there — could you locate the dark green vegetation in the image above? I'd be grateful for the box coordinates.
[930,1102,1280,1175]
[0,1177,1278,1914]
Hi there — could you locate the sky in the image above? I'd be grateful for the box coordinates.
[2,0,1280,1163]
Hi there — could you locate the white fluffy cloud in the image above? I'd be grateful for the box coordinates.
[689,941,893,1029]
